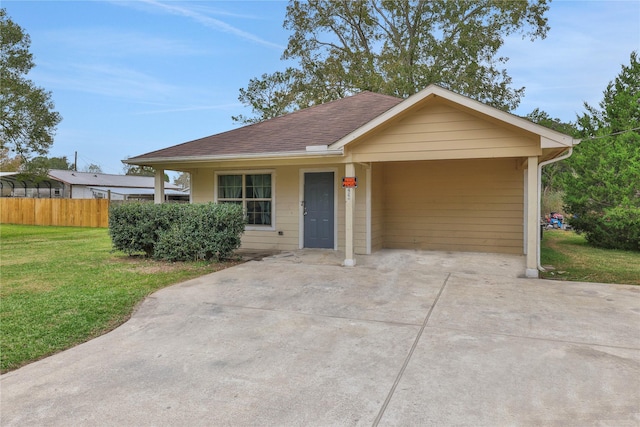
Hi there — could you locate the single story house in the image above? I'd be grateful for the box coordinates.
[1,170,188,201]
[125,85,579,277]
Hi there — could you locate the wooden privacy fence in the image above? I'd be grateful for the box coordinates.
[0,198,110,228]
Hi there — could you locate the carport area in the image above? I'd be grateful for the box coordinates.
[372,158,525,254]
[1,250,639,426]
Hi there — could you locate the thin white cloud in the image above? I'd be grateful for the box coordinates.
[132,103,243,115]
[178,3,267,20]
[43,28,209,58]
[32,62,180,101]
[126,0,285,50]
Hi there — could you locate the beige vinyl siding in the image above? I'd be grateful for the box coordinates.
[190,168,214,203]
[370,163,384,252]
[381,158,524,254]
[191,164,364,253]
[349,101,541,163]
[191,166,299,251]
[353,163,367,254]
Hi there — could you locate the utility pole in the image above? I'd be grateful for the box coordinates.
[74,151,78,171]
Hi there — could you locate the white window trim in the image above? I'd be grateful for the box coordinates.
[214,169,276,231]
[298,167,339,250]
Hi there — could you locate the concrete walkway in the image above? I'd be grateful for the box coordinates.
[1,250,639,426]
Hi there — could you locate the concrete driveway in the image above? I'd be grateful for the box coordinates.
[1,250,639,426]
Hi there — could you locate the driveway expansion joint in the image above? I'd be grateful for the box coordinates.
[425,324,640,351]
[372,273,451,426]
[202,302,425,327]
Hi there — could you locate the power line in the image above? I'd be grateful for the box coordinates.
[583,126,640,140]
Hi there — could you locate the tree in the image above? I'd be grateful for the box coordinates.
[524,108,576,135]
[523,108,578,215]
[36,156,73,171]
[82,163,103,173]
[0,9,62,162]
[563,51,640,250]
[123,162,169,182]
[173,172,190,189]
[235,0,550,123]
[123,163,154,177]
[0,148,21,171]
[232,68,303,124]
[17,155,72,176]
[524,108,577,195]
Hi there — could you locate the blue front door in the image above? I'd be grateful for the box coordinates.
[304,172,334,248]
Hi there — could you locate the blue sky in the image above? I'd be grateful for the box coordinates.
[4,1,640,177]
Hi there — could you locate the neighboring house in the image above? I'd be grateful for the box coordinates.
[0,170,188,201]
[0,172,65,198]
[125,85,579,277]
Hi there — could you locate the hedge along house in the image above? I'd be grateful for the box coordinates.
[126,85,579,278]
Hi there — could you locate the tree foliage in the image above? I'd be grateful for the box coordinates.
[0,148,21,171]
[123,163,154,177]
[0,9,62,162]
[0,154,72,183]
[524,108,577,195]
[563,51,640,250]
[232,68,303,124]
[82,163,103,173]
[235,0,550,123]
[173,171,191,189]
[123,161,169,182]
[34,155,72,169]
[18,155,73,177]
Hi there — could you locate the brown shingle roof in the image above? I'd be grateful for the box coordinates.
[129,91,403,161]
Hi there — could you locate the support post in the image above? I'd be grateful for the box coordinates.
[154,168,165,204]
[344,163,356,267]
[526,156,539,278]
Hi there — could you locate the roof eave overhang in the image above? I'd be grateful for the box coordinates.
[46,174,73,185]
[124,149,345,166]
[541,136,582,149]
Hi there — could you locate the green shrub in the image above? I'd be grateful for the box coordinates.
[569,206,640,251]
[109,203,245,260]
[109,203,161,256]
[154,204,246,261]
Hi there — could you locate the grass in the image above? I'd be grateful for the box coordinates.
[3,225,636,373]
[540,229,640,285]
[0,224,240,373]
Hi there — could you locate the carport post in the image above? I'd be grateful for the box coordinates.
[525,156,539,278]
[344,162,356,267]
[154,168,165,204]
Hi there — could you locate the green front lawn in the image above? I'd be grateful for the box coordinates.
[540,229,640,285]
[3,225,636,372]
[0,224,239,372]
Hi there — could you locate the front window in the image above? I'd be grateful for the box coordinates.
[218,173,272,226]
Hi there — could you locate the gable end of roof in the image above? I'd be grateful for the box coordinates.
[330,85,579,150]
